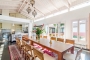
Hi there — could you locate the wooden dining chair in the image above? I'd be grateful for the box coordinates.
[25,44,33,60]
[63,48,83,60]
[21,40,26,58]
[33,47,55,60]
[33,47,44,60]
[50,37,56,41]
[16,38,22,52]
[43,36,47,39]
[57,38,64,42]
[49,34,51,37]
[65,39,75,45]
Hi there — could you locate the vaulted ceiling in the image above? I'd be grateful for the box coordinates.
[0,0,89,20]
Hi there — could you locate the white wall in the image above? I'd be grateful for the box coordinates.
[34,6,90,25]
[34,5,90,39]
[2,23,11,29]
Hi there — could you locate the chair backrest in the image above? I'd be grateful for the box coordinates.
[33,47,44,60]
[25,44,32,51]
[57,38,64,42]
[43,36,47,39]
[65,39,75,45]
[49,34,51,37]
[22,40,26,46]
[75,48,83,60]
[50,37,56,41]
[16,38,21,46]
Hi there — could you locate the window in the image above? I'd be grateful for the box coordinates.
[72,20,86,41]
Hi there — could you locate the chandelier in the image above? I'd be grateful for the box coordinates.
[26,0,37,17]
[32,9,37,17]
[30,0,35,7]
[26,7,31,14]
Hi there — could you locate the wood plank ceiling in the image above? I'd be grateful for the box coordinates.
[0,0,89,20]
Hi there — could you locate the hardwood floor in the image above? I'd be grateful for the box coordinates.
[0,40,90,60]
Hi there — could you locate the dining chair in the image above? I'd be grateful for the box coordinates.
[16,38,22,52]
[25,44,33,60]
[21,40,26,58]
[50,37,56,41]
[57,38,64,42]
[43,36,47,39]
[49,34,51,37]
[65,39,75,45]
[33,47,55,60]
[63,48,82,60]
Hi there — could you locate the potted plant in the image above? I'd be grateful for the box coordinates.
[36,28,44,40]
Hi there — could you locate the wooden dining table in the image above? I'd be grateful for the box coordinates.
[28,38,74,60]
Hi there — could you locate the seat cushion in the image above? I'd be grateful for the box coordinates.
[63,52,76,60]
[34,53,56,60]
[44,53,56,60]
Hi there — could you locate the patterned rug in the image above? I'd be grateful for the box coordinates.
[8,45,23,60]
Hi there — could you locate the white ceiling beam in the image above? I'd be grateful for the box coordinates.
[62,0,71,8]
[18,0,27,12]
[9,10,17,13]
[49,0,59,11]
[20,11,33,19]
[0,1,21,5]
[68,0,71,5]
[0,6,17,9]
[35,7,45,16]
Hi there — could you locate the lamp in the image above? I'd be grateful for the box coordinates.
[26,0,37,17]
[32,9,37,17]
[30,0,35,7]
[26,7,31,14]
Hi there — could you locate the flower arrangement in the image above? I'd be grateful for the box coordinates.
[35,27,45,40]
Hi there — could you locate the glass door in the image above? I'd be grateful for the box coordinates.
[72,20,87,48]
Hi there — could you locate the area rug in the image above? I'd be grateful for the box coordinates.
[8,45,23,60]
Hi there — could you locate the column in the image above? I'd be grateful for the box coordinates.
[57,23,60,38]
[47,25,50,39]
[28,21,33,39]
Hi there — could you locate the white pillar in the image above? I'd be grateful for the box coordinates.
[57,23,60,38]
[47,25,50,39]
[28,21,33,39]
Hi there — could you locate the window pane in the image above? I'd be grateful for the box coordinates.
[79,20,86,41]
[73,21,78,27]
[72,21,78,40]
[72,27,78,40]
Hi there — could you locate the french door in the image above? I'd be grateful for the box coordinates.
[72,20,87,47]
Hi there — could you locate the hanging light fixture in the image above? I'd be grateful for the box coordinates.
[32,9,37,17]
[30,0,35,7]
[26,7,31,14]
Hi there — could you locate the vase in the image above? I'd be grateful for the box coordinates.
[37,35,40,41]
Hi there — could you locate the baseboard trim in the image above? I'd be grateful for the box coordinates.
[75,46,90,51]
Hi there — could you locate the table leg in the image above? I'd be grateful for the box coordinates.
[71,46,74,54]
[58,52,63,60]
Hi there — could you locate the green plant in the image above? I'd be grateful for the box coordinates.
[60,23,64,26]
[36,28,45,39]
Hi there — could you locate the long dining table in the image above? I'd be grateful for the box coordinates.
[22,37,74,60]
